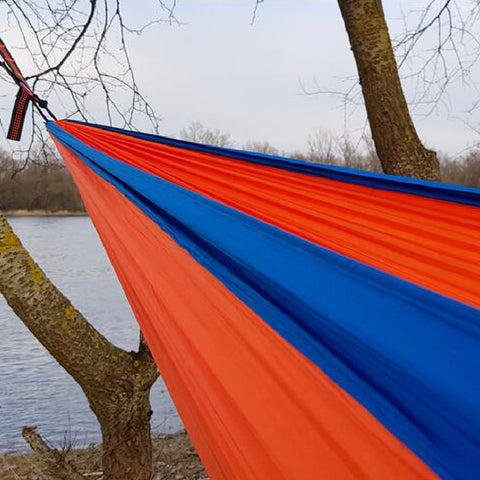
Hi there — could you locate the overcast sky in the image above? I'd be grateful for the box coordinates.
[1,0,479,156]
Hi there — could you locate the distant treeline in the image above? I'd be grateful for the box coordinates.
[181,123,480,189]
[1,124,479,212]
[439,152,480,189]
[0,153,85,212]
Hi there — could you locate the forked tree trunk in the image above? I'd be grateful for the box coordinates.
[338,0,441,180]
[0,213,158,480]
[92,371,155,479]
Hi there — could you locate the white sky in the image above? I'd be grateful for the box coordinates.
[1,0,479,156]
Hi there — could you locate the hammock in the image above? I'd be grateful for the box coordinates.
[48,119,480,480]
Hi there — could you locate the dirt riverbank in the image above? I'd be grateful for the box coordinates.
[0,431,207,480]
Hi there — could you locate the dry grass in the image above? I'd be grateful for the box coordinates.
[0,431,207,480]
[3,210,87,217]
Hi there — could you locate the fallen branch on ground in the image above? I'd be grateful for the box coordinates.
[22,427,85,480]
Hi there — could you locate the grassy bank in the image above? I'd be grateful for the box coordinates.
[0,431,207,480]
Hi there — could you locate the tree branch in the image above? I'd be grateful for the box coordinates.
[22,427,84,480]
[26,0,98,81]
[251,0,265,25]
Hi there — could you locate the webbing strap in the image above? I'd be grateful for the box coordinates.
[7,87,31,141]
[0,39,25,82]
[0,38,34,97]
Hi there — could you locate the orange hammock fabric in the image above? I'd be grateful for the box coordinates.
[49,120,480,480]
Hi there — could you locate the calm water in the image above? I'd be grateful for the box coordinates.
[0,216,182,453]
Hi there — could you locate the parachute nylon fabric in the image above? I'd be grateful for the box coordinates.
[48,120,480,480]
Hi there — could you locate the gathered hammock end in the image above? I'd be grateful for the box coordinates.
[46,119,480,480]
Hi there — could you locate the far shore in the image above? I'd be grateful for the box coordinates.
[4,209,88,217]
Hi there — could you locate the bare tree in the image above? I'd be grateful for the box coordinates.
[301,1,480,175]
[180,121,232,147]
[337,0,440,180]
[307,130,339,165]
[302,129,382,172]
[441,149,480,187]
[243,140,279,155]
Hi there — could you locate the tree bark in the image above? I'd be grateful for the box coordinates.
[337,0,441,180]
[0,213,158,480]
[94,382,154,479]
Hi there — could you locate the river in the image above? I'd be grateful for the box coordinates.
[0,216,182,452]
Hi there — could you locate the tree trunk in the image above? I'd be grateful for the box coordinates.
[92,374,154,479]
[337,0,440,180]
[0,213,158,480]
